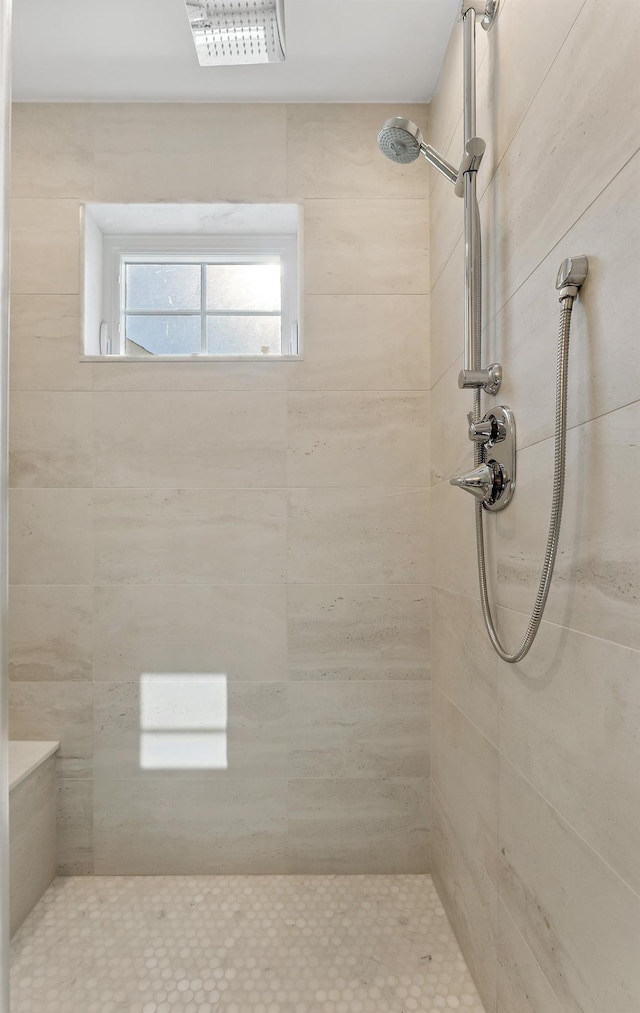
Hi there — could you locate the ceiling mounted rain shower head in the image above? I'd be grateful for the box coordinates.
[185,1,286,66]
[377,117,424,164]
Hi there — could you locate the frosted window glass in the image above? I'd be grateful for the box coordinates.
[125,315,201,356]
[126,263,201,311]
[206,264,281,312]
[207,315,281,355]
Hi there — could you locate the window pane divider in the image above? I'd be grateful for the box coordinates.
[96,223,299,357]
[200,262,207,354]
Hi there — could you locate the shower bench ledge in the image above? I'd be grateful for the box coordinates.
[9,740,60,936]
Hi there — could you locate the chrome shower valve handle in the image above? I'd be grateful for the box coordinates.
[450,460,505,505]
[466,411,506,445]
[451,405,516,511]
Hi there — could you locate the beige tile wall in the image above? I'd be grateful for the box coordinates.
[9,102,431,875]
[428,1,640,1011]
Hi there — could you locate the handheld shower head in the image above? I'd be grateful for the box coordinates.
[377,117,424,164]
[377,116,459,187]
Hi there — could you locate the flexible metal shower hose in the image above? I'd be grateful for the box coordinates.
[470,192,575,663]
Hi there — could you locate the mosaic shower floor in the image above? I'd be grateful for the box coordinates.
[10,874,485,1013]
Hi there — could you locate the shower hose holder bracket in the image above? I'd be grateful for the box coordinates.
[450,404,516,511]
[458,361,503,395]
[460,0,499,30]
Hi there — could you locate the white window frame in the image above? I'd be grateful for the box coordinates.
[101,233,299,358]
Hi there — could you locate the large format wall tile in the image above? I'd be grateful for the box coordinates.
[431,690,498,1011]
[56,779,93,875]
[429,237,463,389]
[429,353,478,486]
[431,587,498,746]
[287,391,429,487]
[289,294,429,392]
[287,584,430,681]
[10,197,82,233]
[498,609,640,895]
[431,784,497,1013]
[490,0,584,165]
[10,101,431,878]
[426,17,463,156]
[288,681,429,779]
[287,104,429,200]
[9,488,93,585]
[9,681,93,779]
[10,229,80,295]
[496,150,640,448]
[94,391,287,488]
[429,0,640,1007]
[11,104,94,199]
[287,487,429,585]
[428,141,463,294]
[287,777,429,874]
[430,479,497,599]
[495,402,640,650]
[497,900,565,1013]
[10,198,81,297]
[92,359,287,393]
[94,584,287,683]
[499,758,640,1013]
[304,199,429,295]
[95,488,287,585]
[94,777,288,875]
[94,680,288,779]
[92,104,288,201]
[9,585,93,682]
[493,0,640,308]
[10,391,93,487]
[9,294,90,392]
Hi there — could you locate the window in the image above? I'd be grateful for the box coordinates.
[83,203,301,358]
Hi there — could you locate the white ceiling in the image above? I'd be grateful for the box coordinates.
[11,0,458,103]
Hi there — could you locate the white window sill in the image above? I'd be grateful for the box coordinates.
[81,355,303,363]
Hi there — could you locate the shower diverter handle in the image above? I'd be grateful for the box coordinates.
[467,411,507,445]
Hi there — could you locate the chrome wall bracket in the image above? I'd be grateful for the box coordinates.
[450,405,516,511]
[460,0,499,31]
[458,361,502,394]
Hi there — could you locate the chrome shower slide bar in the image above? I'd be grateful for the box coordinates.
[457,0,502,394]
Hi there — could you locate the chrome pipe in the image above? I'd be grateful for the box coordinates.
[463,169,477,374]
[421,143,458,185]
[463,8,476,145]
[458,4,501,394]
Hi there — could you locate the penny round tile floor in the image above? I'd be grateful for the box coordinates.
[11,874,485,1013]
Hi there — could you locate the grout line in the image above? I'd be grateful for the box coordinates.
[496,898,565,1011]
[500,751,640,904]
[507,396,640,457]
[488,0,589,193]
[9,581,431,588]
[9,583,433,589]
[495,601,639,658]
[485,143,640,328]
[10,389,431,394]
[9,488,432,495]
[431,684,497,757]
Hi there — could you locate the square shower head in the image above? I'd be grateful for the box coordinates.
[185,1,286,66]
